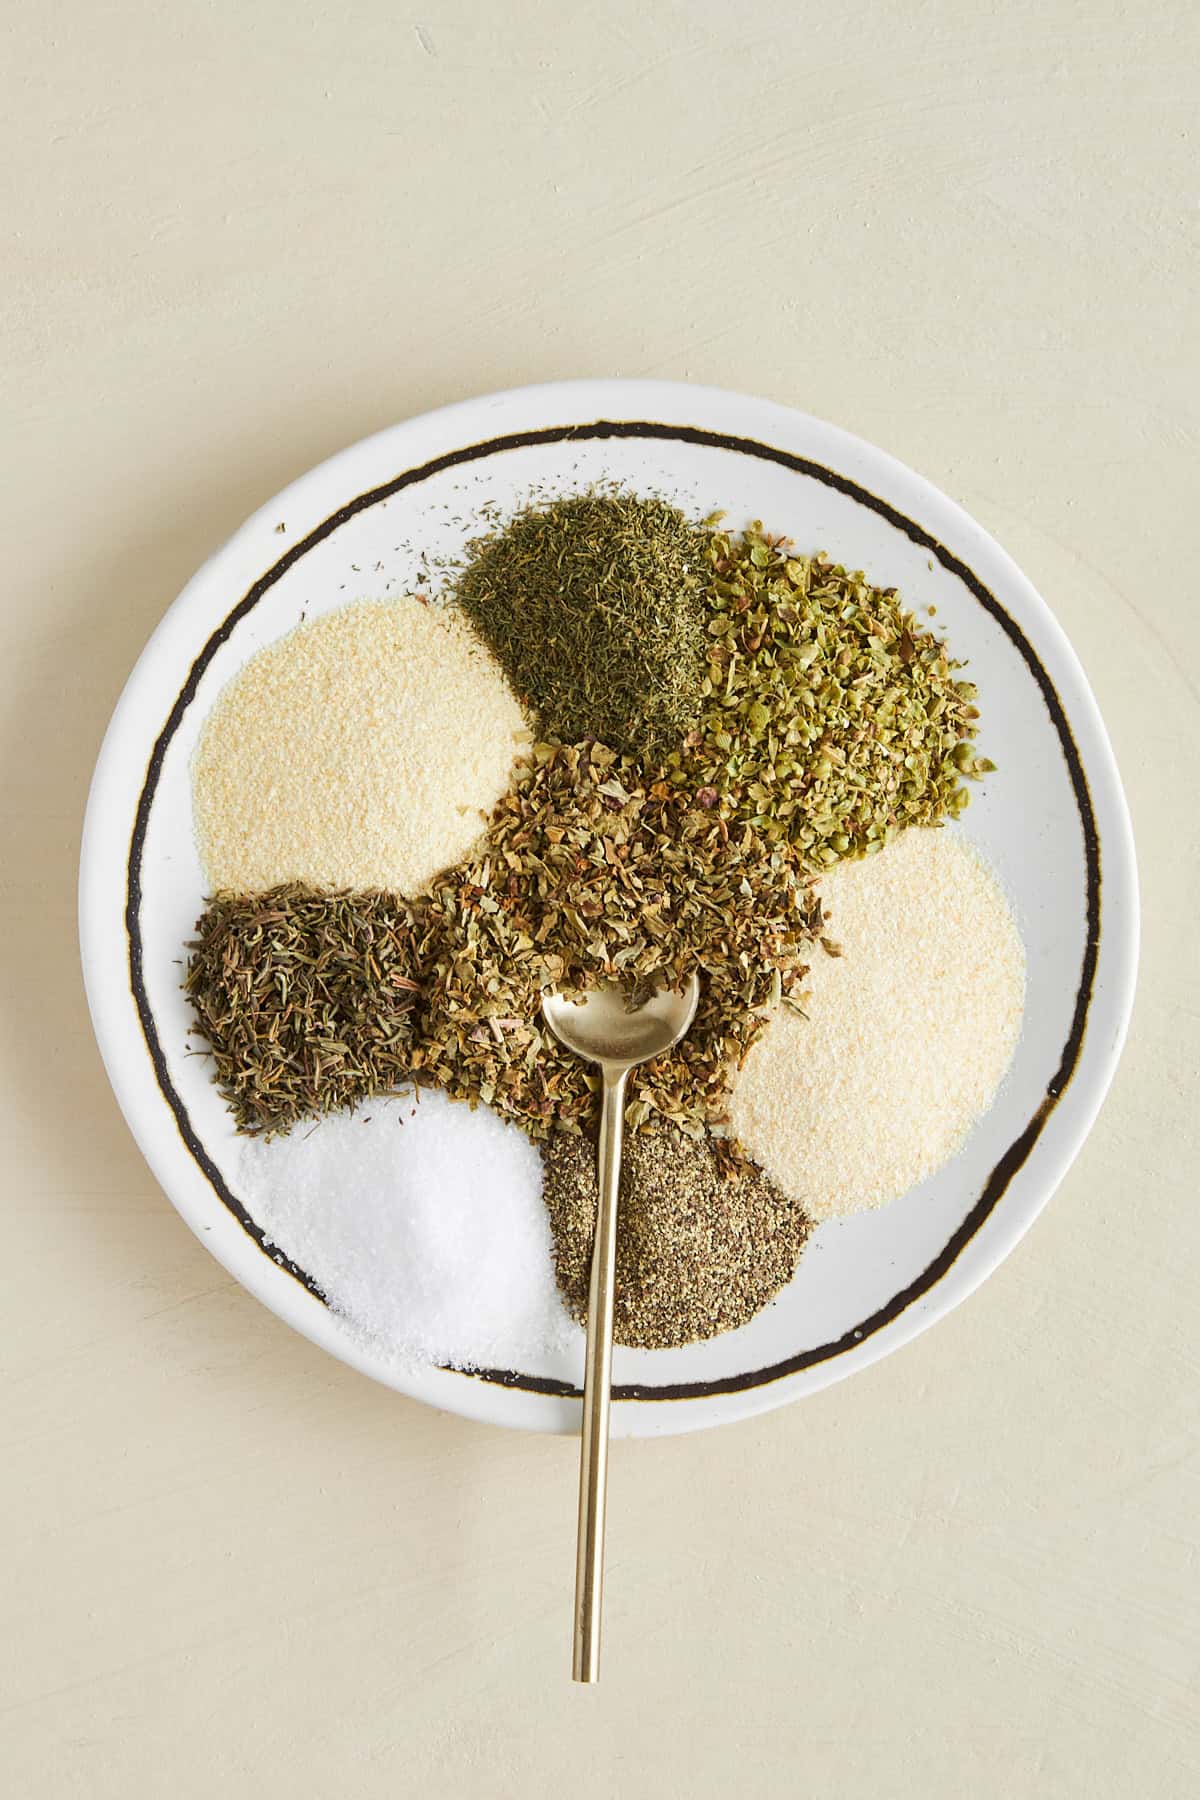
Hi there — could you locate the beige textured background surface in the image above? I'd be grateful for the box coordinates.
[3,3,1197,1795]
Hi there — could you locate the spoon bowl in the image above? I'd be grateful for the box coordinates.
[541,975,700,1072]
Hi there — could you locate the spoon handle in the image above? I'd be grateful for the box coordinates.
[573,1065,627,1683]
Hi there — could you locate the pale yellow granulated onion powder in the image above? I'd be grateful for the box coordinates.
[192,597,526,895]
[729,827,1025,1220]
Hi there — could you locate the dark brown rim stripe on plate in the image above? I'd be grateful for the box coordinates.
[125,419,1101,1402]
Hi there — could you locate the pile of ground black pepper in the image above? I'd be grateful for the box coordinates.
[541,1117,813,1348]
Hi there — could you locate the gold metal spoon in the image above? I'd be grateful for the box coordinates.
[541,973,701,1684]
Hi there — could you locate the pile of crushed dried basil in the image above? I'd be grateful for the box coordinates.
[415,739,822,1143]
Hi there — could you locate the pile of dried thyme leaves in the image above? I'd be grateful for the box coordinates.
[453,492,710,763]
[542,1116,812,1348]
[666,523,992,875]
[185,886,424,1134]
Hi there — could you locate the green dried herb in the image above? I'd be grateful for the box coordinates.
[453,492,710,762]
[184,886,424,1134]
[665,524,989,873]
[542,1116,812,1347]
[416,739,822,1143]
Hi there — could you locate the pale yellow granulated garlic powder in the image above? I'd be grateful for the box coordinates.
[729,827,1025,1220]
[192,596,526,896]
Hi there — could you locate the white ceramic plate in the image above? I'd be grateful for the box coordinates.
[80,380,1138,1436]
